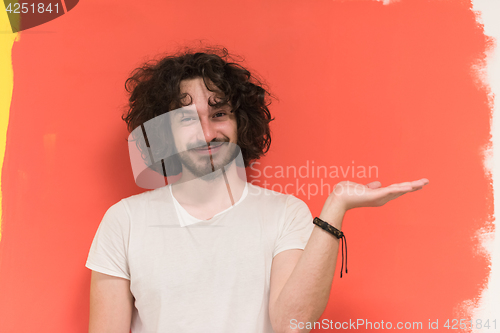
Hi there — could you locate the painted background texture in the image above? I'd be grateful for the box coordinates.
[0,0,495,331]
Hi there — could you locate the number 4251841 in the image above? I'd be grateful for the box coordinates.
[5,3,60,14]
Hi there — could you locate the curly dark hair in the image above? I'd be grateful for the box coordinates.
[122,47,274,177]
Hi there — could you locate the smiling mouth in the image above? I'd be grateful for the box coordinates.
[191,143,225,155]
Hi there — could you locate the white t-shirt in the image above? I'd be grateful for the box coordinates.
[171,181,249,227]
[85,182,314,333]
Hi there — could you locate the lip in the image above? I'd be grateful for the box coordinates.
[192,143,224,155]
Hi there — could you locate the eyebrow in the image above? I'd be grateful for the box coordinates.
[209,100,231,110]
[176,110,197,119]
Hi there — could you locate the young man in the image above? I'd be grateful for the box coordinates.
[86,48,428,333]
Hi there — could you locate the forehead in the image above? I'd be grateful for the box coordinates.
[179,77,223,97]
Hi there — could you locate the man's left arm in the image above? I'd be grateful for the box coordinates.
[269,179,429,333]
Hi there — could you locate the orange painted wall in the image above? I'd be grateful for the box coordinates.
[0,0,493,331]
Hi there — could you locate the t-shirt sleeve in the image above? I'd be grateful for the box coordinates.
[273,195,314,257]
[85,200,131,280]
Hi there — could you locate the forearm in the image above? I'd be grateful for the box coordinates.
[271,197,346,333]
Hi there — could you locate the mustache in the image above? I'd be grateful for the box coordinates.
[187,138,230,150]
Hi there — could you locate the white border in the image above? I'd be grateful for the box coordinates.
[470,0,500,327]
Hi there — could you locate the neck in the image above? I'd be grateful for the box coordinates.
[171,161,246,208]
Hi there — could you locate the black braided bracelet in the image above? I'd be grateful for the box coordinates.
[313,217,348,278]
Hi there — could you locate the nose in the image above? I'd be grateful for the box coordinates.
[199,117,217,144]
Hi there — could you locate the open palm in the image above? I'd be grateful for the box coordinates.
[330,178,429,211]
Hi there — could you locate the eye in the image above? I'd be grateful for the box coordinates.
[179,116,199,126]
[213,112,227,118]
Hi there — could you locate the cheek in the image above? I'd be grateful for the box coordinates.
[171,131,186,151]
[172,138,181,153]
[228,120,238,140]
[172,127,199,148]
[213,121,237,140]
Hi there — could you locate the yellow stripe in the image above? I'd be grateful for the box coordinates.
[0,4,19,242]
